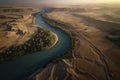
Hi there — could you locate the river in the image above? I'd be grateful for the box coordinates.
[0,12,72,80]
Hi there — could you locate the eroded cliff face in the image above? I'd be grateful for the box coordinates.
[33,9,120,80]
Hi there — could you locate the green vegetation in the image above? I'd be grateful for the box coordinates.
[41,14,77,63]
[42,14,72,29]
[0,27,56,63]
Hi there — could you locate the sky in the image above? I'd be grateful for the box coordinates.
[0,0,120,4]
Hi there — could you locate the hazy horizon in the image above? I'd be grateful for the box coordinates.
[0,0,120,5]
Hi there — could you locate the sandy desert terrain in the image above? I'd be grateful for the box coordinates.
[33,5,120,80]
[0,7,57,63]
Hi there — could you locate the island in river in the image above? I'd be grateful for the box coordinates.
[0,7,58,63]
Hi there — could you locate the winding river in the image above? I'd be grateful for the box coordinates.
[0,12,72,80]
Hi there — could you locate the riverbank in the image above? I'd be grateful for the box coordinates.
[41,14,76,48]
[22,11,74,80]
[32,9,119,80]
[31,12,78,80]
[32,14,58,50]
[0,8,72,80]
[0,8,58,63]
[47,31,58,49]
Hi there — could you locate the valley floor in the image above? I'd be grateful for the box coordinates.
[33,9,120,80]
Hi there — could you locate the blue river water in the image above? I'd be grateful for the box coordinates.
[0,13,72,80]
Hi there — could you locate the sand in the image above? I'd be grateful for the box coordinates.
[33,8,120,80]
